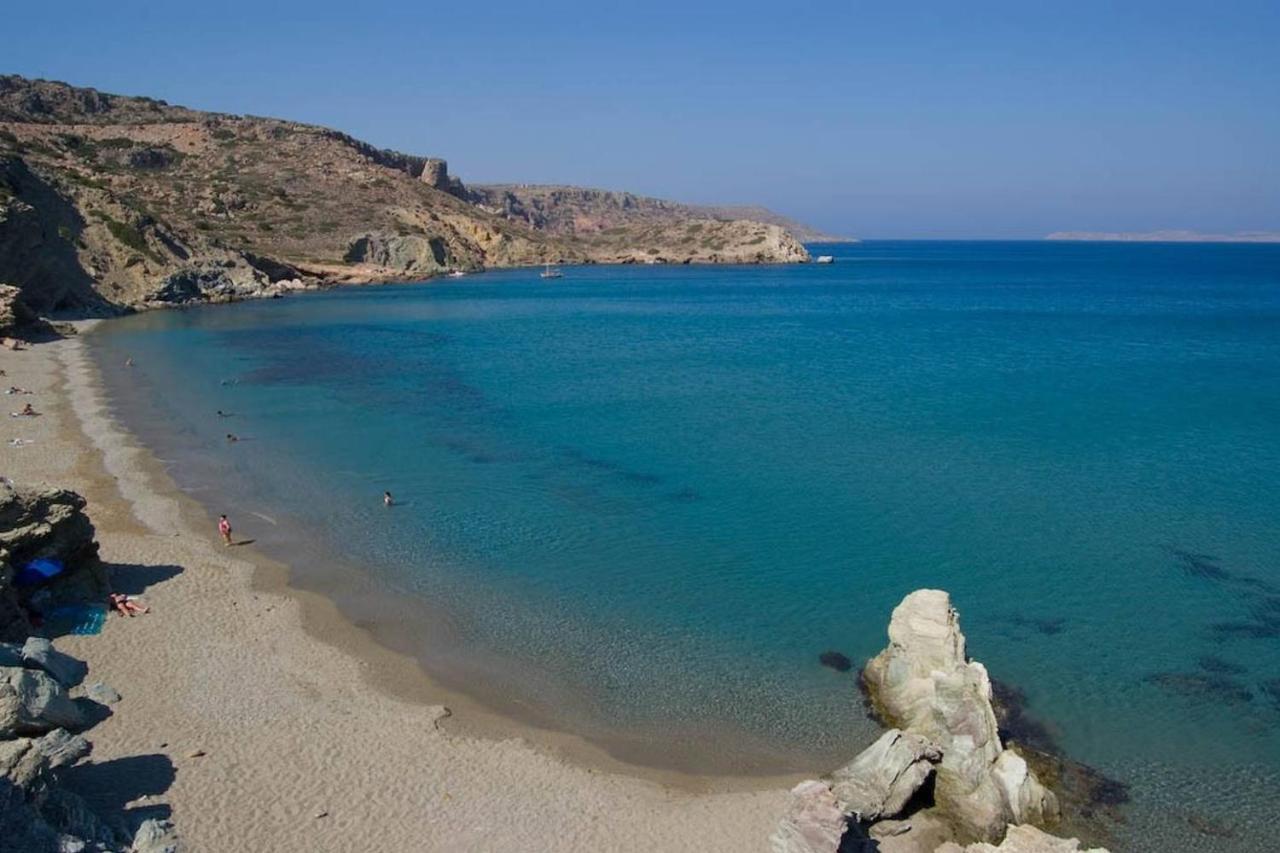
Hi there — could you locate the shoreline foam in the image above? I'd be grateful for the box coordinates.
[2,327,795,850]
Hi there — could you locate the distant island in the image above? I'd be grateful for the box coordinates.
[1047,229,1280,243]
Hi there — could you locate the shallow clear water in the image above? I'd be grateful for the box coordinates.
[92,241,1280,848]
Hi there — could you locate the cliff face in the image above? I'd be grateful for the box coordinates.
[0,75,812,318]
[469,184,817,259]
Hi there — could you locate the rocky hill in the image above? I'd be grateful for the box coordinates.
[0,75,811,318]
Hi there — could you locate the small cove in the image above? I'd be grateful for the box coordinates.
[89,241,1280,849]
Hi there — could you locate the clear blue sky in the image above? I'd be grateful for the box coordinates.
[7,1,1279,238]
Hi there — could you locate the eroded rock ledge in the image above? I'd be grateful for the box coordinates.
[771,590,1110,853]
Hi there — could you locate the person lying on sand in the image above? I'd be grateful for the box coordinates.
[108,592,150,617]
[10,403,38,417]
[6,386,32,395]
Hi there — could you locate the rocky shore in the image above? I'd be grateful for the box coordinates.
[2,482,178,851]
[771,591,1111,853]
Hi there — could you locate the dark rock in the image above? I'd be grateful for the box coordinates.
[1196,655,1246,675]
[1167,548,1231,581]
[1259,678,1280,712]
[819,651,853,673]
[1145,671,1254,705]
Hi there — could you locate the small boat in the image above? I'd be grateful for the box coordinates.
[448,270,466,278]
[540,262,564,279]
[816,255,835,264]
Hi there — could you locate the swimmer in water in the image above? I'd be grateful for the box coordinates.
[383,491,394,507]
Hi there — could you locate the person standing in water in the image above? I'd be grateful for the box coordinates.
[383,491,394,507]
[218,514,233,546]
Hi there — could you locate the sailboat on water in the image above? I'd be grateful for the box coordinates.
[540,262,564,279]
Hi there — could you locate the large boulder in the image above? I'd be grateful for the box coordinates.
[0,727,122,852]
[0,483,106,642]
[935,823,1110,853]
[829,728,941,822]
[0,665,86,736]
[131,817,182,853]
[343,232,449,273]
[0,484,99,572]
[862,591,1057,841]
[0,727,90,788]
[0,282,39,337]
[770,779,849,853]
[21,636,87,687]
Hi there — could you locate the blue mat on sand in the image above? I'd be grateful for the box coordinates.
[43,603,108,636]
[15,558,66,586]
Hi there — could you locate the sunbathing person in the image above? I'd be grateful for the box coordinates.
[108,592,150,617]
[11,403,38,417]
[6,386,32,395]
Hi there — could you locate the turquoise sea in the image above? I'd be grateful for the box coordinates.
[91,241,1280,850]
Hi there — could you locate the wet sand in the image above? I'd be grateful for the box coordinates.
[1,327,797,851]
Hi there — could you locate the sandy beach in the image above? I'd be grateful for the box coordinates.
[1,328,793,851]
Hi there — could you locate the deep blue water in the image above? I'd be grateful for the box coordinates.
[92,241,1280,848]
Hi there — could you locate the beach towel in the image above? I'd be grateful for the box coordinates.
[14,558,66,586]
[43,603,108,636]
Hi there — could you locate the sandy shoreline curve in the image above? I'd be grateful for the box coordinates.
[2,326,794,851]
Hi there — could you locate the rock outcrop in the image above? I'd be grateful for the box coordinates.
[0,480,181,850]
[770,779,849,853]
[418,158,468,199]
[770,591,1107,853]
[0,483,107,642]
[0,281,40,337]
[862,590,1058,841]
[935,824,1108,853]
[344,232,451,274]
[829,728,941,822]
[0,665,86,736]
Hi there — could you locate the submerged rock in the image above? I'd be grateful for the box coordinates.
[770,779,848,853]
[861,590,1057,841]
[828,728,940,822]
[1144,671,1254,705]
[819,651,853,673]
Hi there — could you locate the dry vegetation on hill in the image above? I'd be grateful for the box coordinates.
[0,75,811,316]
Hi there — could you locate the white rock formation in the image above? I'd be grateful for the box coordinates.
[862,590,1057,841]
[770,779,849,853]
[829,728,941,821]
[934,823,1109,852]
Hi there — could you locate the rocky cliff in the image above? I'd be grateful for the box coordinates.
[0,75,813,320]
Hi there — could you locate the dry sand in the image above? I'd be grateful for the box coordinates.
[1,329,795,851]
